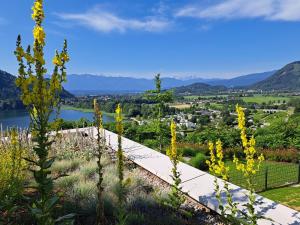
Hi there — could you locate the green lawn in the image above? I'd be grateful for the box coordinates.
[226,161,299,192]
[260,185,300,211]
[209,103,224,110]
[242,94,300,104]
[263,111,288,123]
[62,105,116,117]
[183,95,228,100]
[252,110,288,124]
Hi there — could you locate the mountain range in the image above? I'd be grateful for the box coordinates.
[251,61,300,91]
[62,70,275,95]
[1,61,300,98]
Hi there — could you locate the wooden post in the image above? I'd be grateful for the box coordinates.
[265,166,268,191]
[298,160,300,184]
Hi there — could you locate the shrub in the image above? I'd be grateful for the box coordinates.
[189,153,209,171]
[0,130,28,221]
[259,148,299,163]
[180,147,196,157]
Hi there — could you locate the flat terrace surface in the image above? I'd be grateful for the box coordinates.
[62,127,300,225]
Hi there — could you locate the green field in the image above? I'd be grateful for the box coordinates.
[226,161,299,192]
[62,105,116,117]
[183,95,228,100]
[241,94,300,104]
[260,185,300,211]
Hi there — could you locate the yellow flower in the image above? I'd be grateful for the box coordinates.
[207,140,229,180]
[235,104,264,179]
[52,55,62,66]
[169,120,177,160]
[33,26,45,45]
[61,52,70,62]
[115,104,123,134]
[31,0,44,21]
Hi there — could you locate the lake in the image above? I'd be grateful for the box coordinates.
[0,109,115,129]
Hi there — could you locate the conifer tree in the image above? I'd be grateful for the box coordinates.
[145,74,173,152]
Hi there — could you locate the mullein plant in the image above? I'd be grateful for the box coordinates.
[94,99,106,225]
[166,120,185,210]
[206,140,238,224]
[207,105,265,225]
[233,105,265,224]
[0,129,28,222]
[115,104,127,225]
[14,0,70,224]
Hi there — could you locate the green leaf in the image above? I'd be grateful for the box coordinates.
[55,213,76,223]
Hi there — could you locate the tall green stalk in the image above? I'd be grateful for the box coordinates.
[14,0,69,224]
[94,99,106,225]
[115,103,124,202]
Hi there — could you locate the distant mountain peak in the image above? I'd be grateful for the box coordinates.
[251,61,300,91]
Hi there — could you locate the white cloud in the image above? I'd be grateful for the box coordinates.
[57,7,171,33]
[176,0,300,22]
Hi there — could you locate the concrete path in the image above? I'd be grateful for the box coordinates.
[62,127,300,225]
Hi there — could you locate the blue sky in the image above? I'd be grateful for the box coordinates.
[1,0,300,78]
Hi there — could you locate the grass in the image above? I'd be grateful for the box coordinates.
[260,185,300,211]
[241,94,300,104]
[183,95,228,100]
[226,160,299,192]
[252,110,288,124]
[62,105,116,117]
[209,103,224,110]
[263,111,288,123]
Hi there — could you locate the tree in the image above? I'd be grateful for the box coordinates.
[145,74,173,151]
[14,0,70,224]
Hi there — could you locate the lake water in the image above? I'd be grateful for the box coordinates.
[0,109,114,129]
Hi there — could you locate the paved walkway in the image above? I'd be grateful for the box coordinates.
[63,127,300,225]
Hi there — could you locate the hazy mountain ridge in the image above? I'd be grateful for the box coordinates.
[63,71,275,94]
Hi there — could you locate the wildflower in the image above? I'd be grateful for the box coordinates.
[167,120,178,161]
[52,55,62,66]
[31,0,44,22]
[166,119,184,209]
[234,104,264,177]
[207,140,229,181]
[33,26,45,45]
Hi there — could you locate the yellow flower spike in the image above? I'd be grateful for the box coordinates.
[33,26,45,45]
[52,55,61,66]
[115,104,123,134]
[31,0,44,22]
[61,52,70,62]
[170,119,177,160]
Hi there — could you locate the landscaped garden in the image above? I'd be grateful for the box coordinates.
[1,0,300,224]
